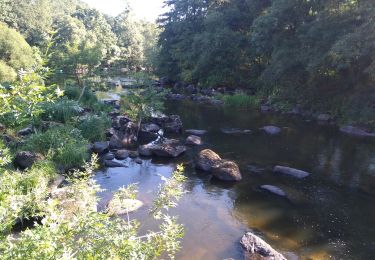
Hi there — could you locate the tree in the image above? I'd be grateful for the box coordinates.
[0,22,37,82]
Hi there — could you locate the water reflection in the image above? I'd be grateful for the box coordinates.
[95,100,375,259]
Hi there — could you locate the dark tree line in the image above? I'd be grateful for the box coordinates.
[157,0,375,126]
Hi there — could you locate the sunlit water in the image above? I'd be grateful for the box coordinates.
[95,100,375,259]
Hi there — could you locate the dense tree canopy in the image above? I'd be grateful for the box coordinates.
[158,0,375,125]
[0,22,36,82]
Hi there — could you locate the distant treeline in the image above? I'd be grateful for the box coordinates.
[157,0,375,126]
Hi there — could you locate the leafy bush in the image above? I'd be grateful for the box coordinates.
[41,99,83,123]
[22,126,89,169]
[218,93,261,109]
[78,114,111,142]
[0,164,186,259]
[0,161,56,234]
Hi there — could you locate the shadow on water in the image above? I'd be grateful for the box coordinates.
[95,100,375,259]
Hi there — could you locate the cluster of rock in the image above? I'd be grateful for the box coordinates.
[196,149,242,181]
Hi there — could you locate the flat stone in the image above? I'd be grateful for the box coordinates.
[93,141,109,154]
[340,125,375,138]
[241,232,287,260]
[260,185,287,197]
[104,160,127,168]
[273,166,310,179]
[107,198,143,216]
[221,128,252,135]
[185,129,207,135]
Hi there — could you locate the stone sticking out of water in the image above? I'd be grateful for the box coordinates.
[185,129,207,135]
[221,128,252,135]
[260,126,282,135]
[273,166,310,179]
[240,231,287,260]
[260,185,287,197]
[339,125,375,138]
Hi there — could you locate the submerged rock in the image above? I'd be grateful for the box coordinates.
[14,151,43,170]
[340,125,375,138]
[134,158,143,164]
[196,149,222,172]
[317,113,332,122]
[104,160,127,168]
[240,232,286,260]
[260,126,282,135]
[260,105,272,113]
[186,135,202,146]
[221,128,252,135]
[273,166,310,179]
[260,185,287,197]
[185,129,207,135]
[212,160,242,181]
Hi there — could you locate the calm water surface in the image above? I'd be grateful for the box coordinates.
[95,100,375,259]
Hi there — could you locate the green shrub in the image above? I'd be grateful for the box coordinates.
[63,85,110,112]
[218,93,261,109]
[22,126,89,169]
[78,114,111,142]
[41,99,82,123]
[0,160,56,234]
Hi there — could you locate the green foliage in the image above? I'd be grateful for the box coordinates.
[22,125,89,169]
[41,99,82,123]
[158,0,375,126]
[0,22,36,82]
[0,70,62,127]
[0,160,56,234]
[0,162,186,259]
[78,114,111,142]
[120,86,167,122]
[218,93,261,109]
[0,140,11,168]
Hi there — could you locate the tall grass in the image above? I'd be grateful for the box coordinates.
[218,93,261,109]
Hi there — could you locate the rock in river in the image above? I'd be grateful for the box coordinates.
[273,165,310,179]
[339,125,375,138]
[260,185,287,197]
[92,141,109,154]
[260,126,282,135]
[115,149,130,160]
[185,129,207,135]
[196,149,222,171]
[240,232,286,260]
[106,197,143,216]
[186,135,202,146]
[104,160,127,168]
[221,128,252,135]
[212,160,242,181]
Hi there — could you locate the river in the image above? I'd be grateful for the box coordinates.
[95,99,375,259]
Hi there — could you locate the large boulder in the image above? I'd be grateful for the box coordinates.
[115,150,130,160]
[211,160,242,181]
[14,151,43,170]
[240,232,286,260]
[273,166,310,179]
[340,125,375,138]
[138,144,153,156]
[196,149,221,171]
[139,139,186,158]
[92,141,109,154]
[260,126,281,135]
[152,115,183,133]
[186,135,202,146]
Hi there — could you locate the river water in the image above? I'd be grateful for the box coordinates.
[95,100,375,259]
